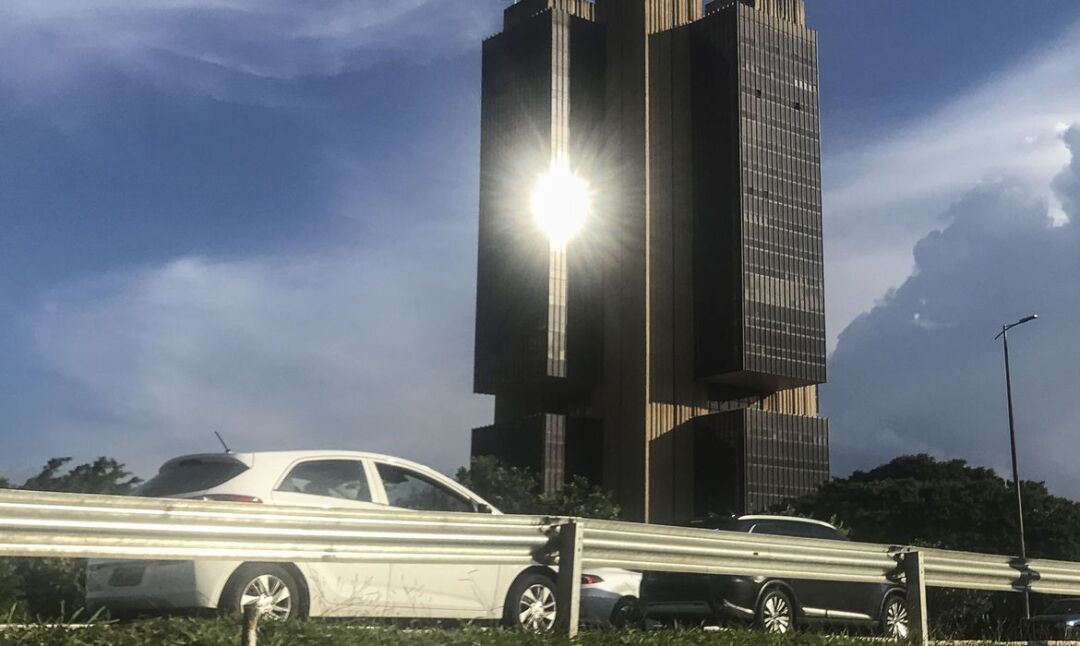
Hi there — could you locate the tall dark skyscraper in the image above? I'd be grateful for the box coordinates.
[472,0,828,523]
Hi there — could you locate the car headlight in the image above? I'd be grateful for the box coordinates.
[1065,619,1080,627]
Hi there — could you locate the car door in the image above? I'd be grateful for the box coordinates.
[373,461,501,618]
[270,459,392,617]
[748,521,842,621]
[802,524,879,622]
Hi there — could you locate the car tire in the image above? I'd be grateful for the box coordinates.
[755,587,795,634]
[220,564,306,621]
[880,593,910,640]
[503,572,559,633]
[610,596,642,628]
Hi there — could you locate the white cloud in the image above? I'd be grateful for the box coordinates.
[24,221,491,479]
[823,20,1080,346]
[0,0,502,104]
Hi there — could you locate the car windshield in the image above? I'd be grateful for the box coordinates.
[136,457,249,497]
[1044,600,1080,615]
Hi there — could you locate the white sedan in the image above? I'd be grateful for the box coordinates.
[581,568,642,627]
[86,450,632,631]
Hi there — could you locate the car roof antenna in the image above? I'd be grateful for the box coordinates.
[214,430,233,454]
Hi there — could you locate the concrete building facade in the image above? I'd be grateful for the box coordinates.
[472,0,828,524]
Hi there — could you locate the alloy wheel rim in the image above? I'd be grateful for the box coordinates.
[240,574,292,621]
[518,583,557,632]
[762,594,792,633]
[885,599,909,639]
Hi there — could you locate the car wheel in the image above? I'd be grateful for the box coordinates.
[220,564,305,621]
[880,594,909,640]
[611,596,642,628]
[756,588,795,634]
[503,573,558,632]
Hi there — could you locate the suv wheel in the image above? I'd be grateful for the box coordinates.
[880,594,909,640]
[503,573,558,632]
[756,588,795,634]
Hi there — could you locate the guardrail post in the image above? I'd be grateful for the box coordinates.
[904,551,929,646]
[240,605,258,646]
[556,520,583,637]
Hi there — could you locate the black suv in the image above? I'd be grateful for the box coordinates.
[640,516,908,637]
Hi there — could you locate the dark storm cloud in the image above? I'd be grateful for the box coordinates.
[824,127,1080,498]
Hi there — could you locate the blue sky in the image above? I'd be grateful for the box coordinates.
[2,1,1080,497]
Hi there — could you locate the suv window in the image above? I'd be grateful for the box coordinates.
[1045,600,1080,614]
[806,524,847,541]
[277,460,371,502]
[376,463,473,513]
[750,520,845,541]
[685,517,753,532]
[750,520,814,538]
[137,458,249,497]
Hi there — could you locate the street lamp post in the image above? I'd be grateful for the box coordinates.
[995,313,1038,619]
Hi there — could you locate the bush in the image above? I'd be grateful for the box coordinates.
[0,457,141,620]
[0,619,915,646]
[457,457,620,519]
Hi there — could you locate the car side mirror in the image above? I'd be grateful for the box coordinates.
[476,503,494,514]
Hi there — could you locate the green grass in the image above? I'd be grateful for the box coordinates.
[0,619,947,646]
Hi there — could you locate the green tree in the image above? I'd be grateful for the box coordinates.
[21,457,141,496]
[455,456,541,515]
[782,454,1080,559]
[780,454,1080,639]
[538,475,620,520]
[456,457,619,519]
[1,457,142,619]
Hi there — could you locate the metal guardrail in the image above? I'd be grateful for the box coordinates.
[5,488,1080,644]
[0,489,554,565]
[577,518,898,583]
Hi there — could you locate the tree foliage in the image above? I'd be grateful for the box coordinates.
[1,457,142,619]
[456,456,620,520]
[21,457,142,496]
[782,453,1080,559]
[780,454,1080,639]
[455,456,541,515]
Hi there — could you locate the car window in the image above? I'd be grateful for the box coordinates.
[376,463,473,513]
[137,458,249,497]
[277,460,371,502]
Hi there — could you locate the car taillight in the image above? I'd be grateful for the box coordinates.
[192,494,263,503]
[581,574,604,585]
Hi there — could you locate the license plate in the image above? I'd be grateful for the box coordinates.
[108,565,146,587]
